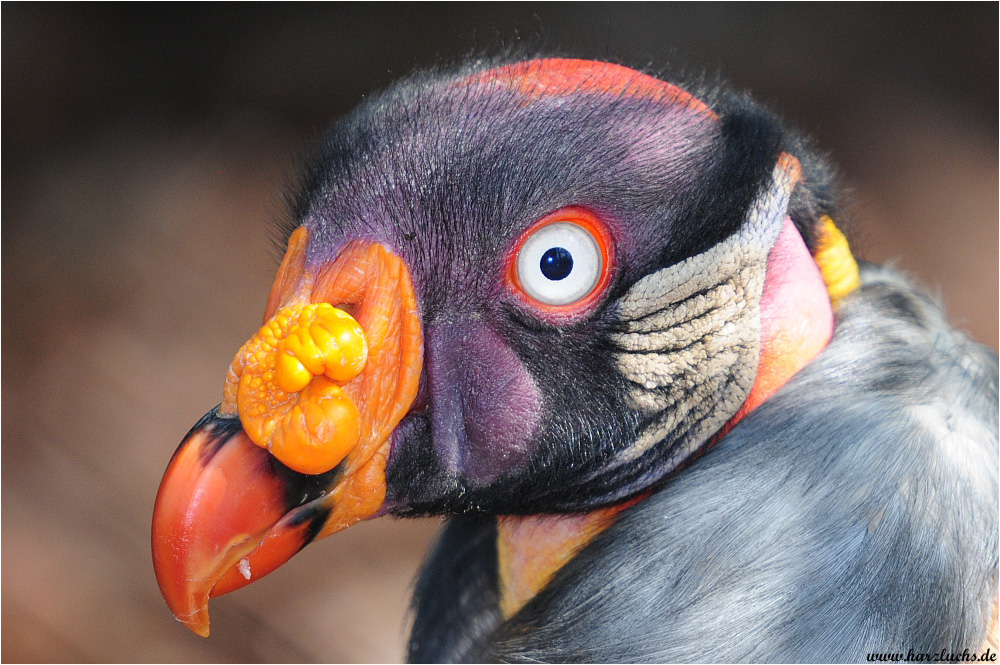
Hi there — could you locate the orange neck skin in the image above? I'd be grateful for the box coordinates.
[497,217,835,619]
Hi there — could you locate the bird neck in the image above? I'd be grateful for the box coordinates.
[496,497,645,619]
[497,216,853,620]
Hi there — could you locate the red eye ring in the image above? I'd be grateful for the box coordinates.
[505,207,616,320]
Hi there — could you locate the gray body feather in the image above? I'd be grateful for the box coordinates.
[409,264,999,663]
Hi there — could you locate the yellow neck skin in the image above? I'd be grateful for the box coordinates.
[813,216,859,306]
[497,500,641,619]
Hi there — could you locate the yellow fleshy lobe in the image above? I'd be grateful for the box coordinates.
[813,215,860,306]
[226,303,368,475]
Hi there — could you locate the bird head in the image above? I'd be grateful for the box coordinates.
[152,59,851,636]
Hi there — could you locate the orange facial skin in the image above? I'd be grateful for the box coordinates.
[152,229,423,636]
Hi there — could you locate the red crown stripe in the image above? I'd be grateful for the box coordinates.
[462,59,716,120]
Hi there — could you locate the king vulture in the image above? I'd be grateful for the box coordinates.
[152,58,999,662]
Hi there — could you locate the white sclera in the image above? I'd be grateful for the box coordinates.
[515,222,602,306]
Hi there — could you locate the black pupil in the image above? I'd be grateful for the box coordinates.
[540,247,573,281]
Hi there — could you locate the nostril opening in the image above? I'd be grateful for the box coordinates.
[408,370,430,413]
[333,302,358,319]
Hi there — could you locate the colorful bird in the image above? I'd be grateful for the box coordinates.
[152,58,998,661]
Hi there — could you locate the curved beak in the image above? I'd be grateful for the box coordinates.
[152,412,335,636]
[152,232,422,636]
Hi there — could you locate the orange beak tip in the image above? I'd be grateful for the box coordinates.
[151,414,311,638]
[175,609,211,638]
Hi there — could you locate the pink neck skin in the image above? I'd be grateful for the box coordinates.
[725,216,834,429]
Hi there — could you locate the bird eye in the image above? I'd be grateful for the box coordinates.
[508,208,614,315]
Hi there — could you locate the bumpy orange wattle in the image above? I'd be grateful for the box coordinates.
[219,226,422,485]
[225,302,367,475]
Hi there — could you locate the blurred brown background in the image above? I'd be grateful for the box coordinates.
[3,4,997,663]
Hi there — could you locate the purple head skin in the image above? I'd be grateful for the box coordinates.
[281,59,786,516]
[416,319,541,486]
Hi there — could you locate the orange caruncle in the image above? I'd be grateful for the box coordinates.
[228,302,368,475]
